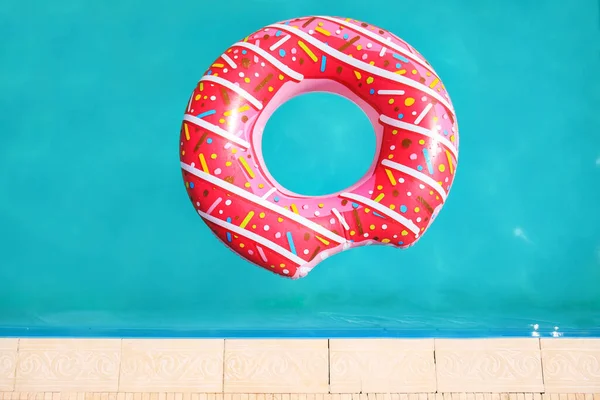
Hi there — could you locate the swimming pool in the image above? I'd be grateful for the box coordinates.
[0,0,599,338]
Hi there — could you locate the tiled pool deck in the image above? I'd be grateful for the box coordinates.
[0,339,599,394]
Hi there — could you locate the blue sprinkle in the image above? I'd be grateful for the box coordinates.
[274,196,280,202]
[400,205,407,213]
[373,212,385,218]
[398,241,404,245]
[395,63,401,69]
[320,55,327,72]
[286,232,297,255]
[275,30,282,37]
[189,182,194,189]
[226,217,232,242]
[343,33,349,39]
[417,165,424,171]
[352,202,359,209]
[398,113,404,119]
[242,50,247,55]
[206,138,213,144]
[423,148,434,174]
[369,88,375,95]
[197,109,216,118]
[207,70,213,75]
[393,53,409,62]
[443,129,448,136]
[284,20,290,25]
[279,49,286,57]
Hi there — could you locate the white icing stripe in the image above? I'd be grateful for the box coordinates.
[233,42,304,81]
[261,187,277,200]
[269,24,454,113]
[199,210,305,265]
[339,192,419,235]
[331,207,350,231]
[379,115,458,160]
[181,162,346,244]
[183,115,250,148]
[201,75,263,111]
[221,53,237,69]
[378,89,405,95]
[381,159,447,202]
[316,16,436,76]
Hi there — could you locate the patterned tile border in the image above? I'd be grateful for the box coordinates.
[0,339,598,393]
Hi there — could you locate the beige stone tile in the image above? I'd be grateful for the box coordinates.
[329,339,435,393]
[0,338,18,391]
[15,339,121,392]
[223,339,328,393]
[435,338,543,392]
[119,339,224,392]
[541,338,600,393]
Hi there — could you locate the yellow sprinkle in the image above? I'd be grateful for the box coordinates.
[238,157,255,179]
[374,193,385,203]
[388,154,394,159]
[224,104,250,117]
[199,82,204,91]
[405,97,415,106]
[211,63,224,68]
[445,150,454,174]
[377,185,383,190]
[385,168,397,186]
[268,86,274,92]
[244,182,251,188]
[390,204,396,210]
[181,150,185,156]
[366,76,374,84]
[194,94,201,101]
[356,45,362,50]
[430,190,434,195]
[259,212,266,218]
[369,61,375,65]
[369,224,375,230]
[382,238,390,243]
[315,235,330,246]
[318,203,324,208]
[392,129,398,135]
[279,74,284,80]
[388,98,394,104]
[244,77,250,83]
[450,135,455,142]
[395,69,407,75]
[210,153,216,159]
[350,230,355,236]
[239,211,254,229]
[415,207,420,212]
[184,123,190,141]
[354,70,362,79]
[412,69,417,74]
[429,77,440,88]
[252,224,256,229]
[243,36,249,42]
[439,164,446,172]
[364,208,370,213]
[219,118,225,124]
[258,183,264,188]
[198,153,209,174]
[277,217,284,223]
[318,22,324,26]
[225,161,232,167]
[279,263,286,268]
[298,40,318,62]
[401,230,408,236]
[239,243,245,248]
[314,26,331,36]
[231,148,237,154]
[419,139,425,145]
[290,203,299,214]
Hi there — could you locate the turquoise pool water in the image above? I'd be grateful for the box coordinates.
[1,0,599,338]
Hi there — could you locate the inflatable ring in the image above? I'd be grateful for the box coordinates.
[180,16,459,279]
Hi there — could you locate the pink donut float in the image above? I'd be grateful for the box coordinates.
[179,16,459,279]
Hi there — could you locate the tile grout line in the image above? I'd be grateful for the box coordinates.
[222,339,227,393]
[12,338,20,392]
[117,339,123,393]
[537,338,545,394]
[327,339,331,394]
[433,339,438,394]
